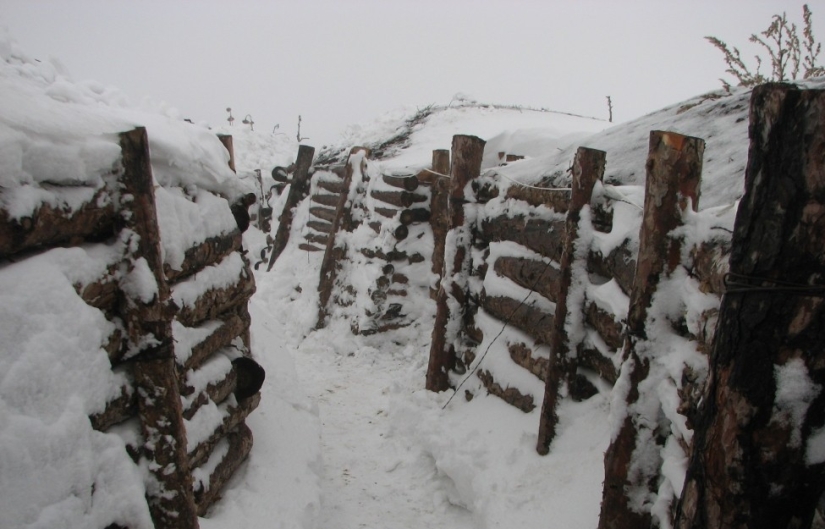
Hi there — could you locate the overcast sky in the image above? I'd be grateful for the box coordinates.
[0,1,816,145]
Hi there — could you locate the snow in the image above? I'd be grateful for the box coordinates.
[6,25,824,529]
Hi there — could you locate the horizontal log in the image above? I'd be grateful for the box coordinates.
[164,230,243,283]
[305,232,329,246]
[180,306,251,372]
[371,190,427,209]
[309,206,337,223]
[188,392,261,469]
[478,216,565,260]
[306,220,333,234]
[392,273,408,284]
[182,367,237,421]
[0,187,117,258]
[89,383,136,431]
[505,186,570,213]
[174,263,256,327]
[382,174,419,191]
[399,208,430,225]
[577,346,618,384]
[360,248,425,264]
[316,180,346,194]
[585,301,623,350]
[299,243,324,252]
[508,342,549,382]
[193,422,254,516]
[493,256,560,303]
[481,295,554,344]
[477,369,535,412]
[374,206,398,219]
[586,239,636,296]
[310,193,340,208]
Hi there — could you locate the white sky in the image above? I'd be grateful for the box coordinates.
[0,0,817,145]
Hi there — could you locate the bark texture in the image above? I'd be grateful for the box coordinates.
[675,84,825,529]
[267,144,315,270]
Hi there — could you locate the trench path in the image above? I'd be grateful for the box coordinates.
[293,333,475,529]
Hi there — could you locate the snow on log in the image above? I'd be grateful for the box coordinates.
[163,229,243,283]
[309,206,338,223]
[316,179,347,194]
[493,256,561,303]
[187,392,261,470]
[478,216,565,260]
[374,206,398,218]
[505,186,571,212]
[481,295,554,344]
[477,369,536,412]
[171,251,256,327]
[307,220,333,233]
[174,306,251,371]
[0,187,116,258]
[193,422,254,516]
[89,382,136,432]
[266,144,315,270]
[587,240,636,296]
[310,193,340,208]
[508,342,549,382]
[675,84,825,529]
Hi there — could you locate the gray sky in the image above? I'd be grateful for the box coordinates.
[0,0,815,145]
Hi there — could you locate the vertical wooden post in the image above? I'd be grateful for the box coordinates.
[429,149,451,300]
[536,147,605,454]
[119,128,199,529]
[217,134,236,173]
[316,147,370,329]
[266,144,315,270]
[598,130,703,529]
[675,85,825,529]
[426,136,485,392]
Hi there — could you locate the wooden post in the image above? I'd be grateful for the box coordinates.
[429,149,451,300]
[217,134,236,173]
[316,147,370,329]
[598,131,703,529]
[536,147,605,455]
[119,128,199,529]
[426,137,484,392]
[266,145,315,270]
[675,85,825,529]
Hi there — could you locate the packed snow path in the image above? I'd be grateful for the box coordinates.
[294,332,476,529]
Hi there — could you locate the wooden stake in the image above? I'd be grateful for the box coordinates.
[675,84,825,529]
[598,131,703,529]
[266,145,315,270]
[119,128,198,529]
[536,147,605,455]
[429,149,451,299]
[426,136,484,392]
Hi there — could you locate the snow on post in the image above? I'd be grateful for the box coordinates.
[118,127,199,529]
[599,130,704,529]
[536,146,606,455]
[675,84,825,529]
[267,144,315,270]
[426,135,485,392]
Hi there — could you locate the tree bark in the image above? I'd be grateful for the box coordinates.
[399,207,431,225]
[310,193,340,208]
[193,423,254,516]
[599,131,703,529]
[316,179,346,194]
[505,186,571,213]
[370,189,428,208]
[675,84,825,529]
[309,206,338,223]
[163,229,242,283]
[426,136,485,392]
[481,294,554,344]
[429,150,451,299]
[266,144,315,270]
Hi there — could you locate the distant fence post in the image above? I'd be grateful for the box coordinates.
[429,148,451,300]
[119,128,199,529]
[675,85,825,529]
[316,146,371,329]
[266,144,315,270]
[426,135,485,392]
[536,146,605,454]
[598,130,704,529]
